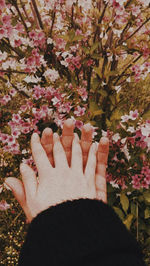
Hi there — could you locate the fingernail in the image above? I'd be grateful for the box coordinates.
[84,123,92,131]
[32,133,39,141]
[53,132,59,141]
[101,137,109,144]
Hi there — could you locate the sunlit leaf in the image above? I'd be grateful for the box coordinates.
[123,214,133,230]
[120,193,129,213]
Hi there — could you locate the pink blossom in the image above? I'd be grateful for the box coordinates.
[14,39,22,47]
[0,134,8,144]
[12,130,20,138]
[26,100,33,108]
[52,96,60,105]
[20,105,27,112]
[131,175,141,190]
[142,47,150,59]
[74,106,86,116]
[2,15,11,25]
[87,59,94,66]
[29,30,37,40]
[12,113,22,123]
[15,23,24,33]
[0,0,6,9]
[55,37,66,49]
[9,88,17,97]
[141,180,149,189]
[33,85,45,100]
[121,114,129,122]
[0,28,7,39]
[75,29,82,35]
[7,136,15,145]
[27,56,36,67]
[10,143,21,154]
[129,110,139,120]
[0,95,11,105]
[0,200,10,211]
[130,5,141,16]
[75,120,84,129]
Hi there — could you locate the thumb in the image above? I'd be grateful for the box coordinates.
[4,177,33,223]
[4,177,26,209]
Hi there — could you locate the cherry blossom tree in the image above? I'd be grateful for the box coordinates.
[0,0,150,264]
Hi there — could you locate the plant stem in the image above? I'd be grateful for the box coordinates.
[136,201,139,241]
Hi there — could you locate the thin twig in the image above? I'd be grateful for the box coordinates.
[8,210,23,229]
[49,10,56,37]
[0,76,7,82]
[31,0,44,29]
[117,17,150,47]
[114,54,142,85]
[20,0,32,23]
[136,201,139,241]
[30,1,40,29]
[0,69,27,74]
[12,0,29,33]
[2,39,23,58]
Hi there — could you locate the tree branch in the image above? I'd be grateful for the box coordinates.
[114,54,142,85]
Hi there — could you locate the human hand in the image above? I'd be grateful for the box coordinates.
[40,119,109,203]
[4,119,109,223]
[6,132,97,223]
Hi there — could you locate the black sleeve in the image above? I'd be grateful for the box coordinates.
[18,198,146,266]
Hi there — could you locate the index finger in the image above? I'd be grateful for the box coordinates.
[31,133,52,179]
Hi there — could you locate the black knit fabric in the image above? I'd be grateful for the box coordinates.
[18,198,146,266]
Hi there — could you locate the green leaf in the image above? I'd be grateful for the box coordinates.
[68,29,75,41]
[82,47,90,55]
[110,109,121,121]
[130,202,136,217]
[90,42,99,54]
[73,35,83,41]
[93,109,103,116]
[109,95,116,105]
[123,214,133,230]
[94,67,102,79]
[89,101,99,112]
[113,207,125,220]
[145,208,150,219]
[106,118,111,128]
[99,89,107,97]
[143,192,150,203]
[91,54,102,60]
[91,78,100,91]
[120,193,129,213]
[142,109,150,120]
